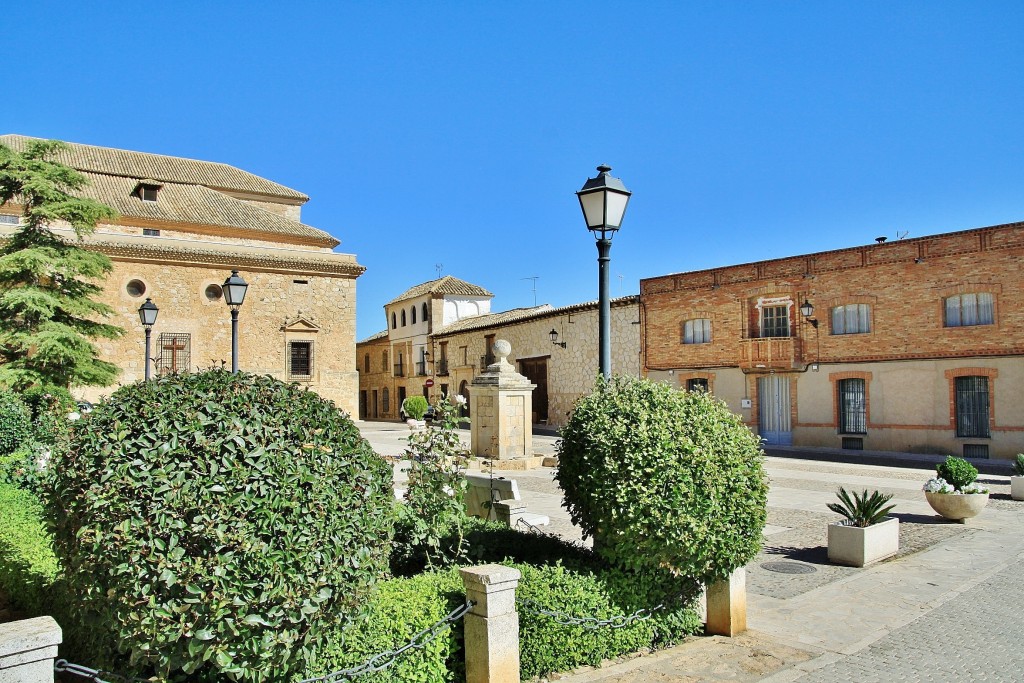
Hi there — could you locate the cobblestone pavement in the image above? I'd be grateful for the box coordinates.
[357,422,1024,682]
[793,559,1023,682]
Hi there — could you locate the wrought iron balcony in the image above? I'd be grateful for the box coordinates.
[415,361,427,376]
[393,363,404,377]
[437,359,449,376]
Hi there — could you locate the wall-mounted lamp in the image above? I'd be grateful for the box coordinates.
[799,299,818,329]
[549,329,566,349]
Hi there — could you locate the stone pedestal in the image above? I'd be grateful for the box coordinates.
[471,340,536,464]
[705,568,747,636]
[0,617,61,683]
[460,564,521,683]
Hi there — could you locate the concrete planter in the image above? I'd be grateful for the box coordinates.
[827,517,900,567]
[1011,476,1024,501]
[925,491,988,522]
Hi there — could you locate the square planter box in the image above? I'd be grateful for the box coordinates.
[827,517,899,567]
[1011,476,1024,501]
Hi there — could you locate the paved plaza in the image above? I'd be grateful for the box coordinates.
[359,420,1024,682]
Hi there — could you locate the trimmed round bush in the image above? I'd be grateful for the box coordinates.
[556,376,768,583]
[0,390,31,456]
[401,395,429,420]
[936,455,978,491]
[48,370,395,681]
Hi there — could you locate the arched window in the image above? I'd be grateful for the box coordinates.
[422,302,429,322]
[391,312,397,329]
[401,310,407,326]
[411,306,417,324]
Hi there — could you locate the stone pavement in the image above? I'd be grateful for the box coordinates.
[357,421,1024,682]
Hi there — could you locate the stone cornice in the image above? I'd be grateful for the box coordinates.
[0,225,365,278]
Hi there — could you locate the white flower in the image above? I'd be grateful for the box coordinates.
[454,394,467,406]
[67,411,81,421]
[961,482,990,494]
[923,477,954,493]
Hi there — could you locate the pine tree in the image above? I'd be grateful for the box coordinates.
[0,139,123,390]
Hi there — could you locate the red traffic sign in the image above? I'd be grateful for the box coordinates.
[425,378,435,388]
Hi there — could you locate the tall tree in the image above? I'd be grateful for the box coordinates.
[0,139,123,390]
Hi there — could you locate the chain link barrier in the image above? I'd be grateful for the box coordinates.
[514,517,543,534]
[54,600,473,683]
[297,599,474,682]
[518,598,664,629]
[54,659,152,683]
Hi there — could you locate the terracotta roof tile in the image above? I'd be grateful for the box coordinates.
[386,276,493,305]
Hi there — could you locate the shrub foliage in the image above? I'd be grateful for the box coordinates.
[556,376,768,583]
[47,370,395,681]
[401,395,429,420]
[0,390,31,456]
[936,455,979,491]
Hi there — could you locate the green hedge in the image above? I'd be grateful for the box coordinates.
[0,484,60,617]
[303,558,700,682]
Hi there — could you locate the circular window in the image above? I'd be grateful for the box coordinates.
[126,279,146,297]
[205,284,223,301]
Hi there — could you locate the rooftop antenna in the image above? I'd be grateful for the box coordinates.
[435,263,443,278]
[617,274,624,296]
[896,230,909,240]
[521,276,539,306]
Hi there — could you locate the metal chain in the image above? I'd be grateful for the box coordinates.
[519,598,663,629]
[515,517,543,534]
[298,599,474,682]
[54,659,152,683]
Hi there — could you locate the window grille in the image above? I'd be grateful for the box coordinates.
[142,228,160,237]
[382,388,390,413]
[761,306,789,338]
[945,293,994,327]
[683,318,712,344]
[955,376,990,438]
[288,341,313,379]
[963,444,989,459]
[156,333,190,374]
[831,304,871,335]
[838,378,867,434]
[686,378,709,392]
[841,437,864,450]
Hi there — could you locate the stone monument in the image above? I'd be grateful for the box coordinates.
[470,340,542,469]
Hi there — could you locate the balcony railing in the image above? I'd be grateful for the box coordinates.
[394,363,405,377]
[739,336,803,371]
[437,359,449,376]
[415,361,427,376]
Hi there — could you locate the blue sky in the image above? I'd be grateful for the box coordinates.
[7,2,1024,339]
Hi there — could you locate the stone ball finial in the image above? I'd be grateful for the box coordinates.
[493,339,512,363]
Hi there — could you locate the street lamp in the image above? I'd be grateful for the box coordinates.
[137,298,159,381]
[800,298,821,371]
[577,165,631,379]
[223,270,249,373]
[549,329,566,349]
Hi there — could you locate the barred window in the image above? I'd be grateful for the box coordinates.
[955,376,990,438]
[288,341,313,379]
[838,378,866,434]
[945,293,994,327]
[831,304,871,335]
[156,333,190,375]
[682,318,712,344]
[686,378,709,392]
[382,387,390,413]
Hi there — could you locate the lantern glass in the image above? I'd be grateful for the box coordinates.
[800,299,814,318]
[138,298,159,327]
[223,271,249,307]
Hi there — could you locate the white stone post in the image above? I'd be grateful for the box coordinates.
[0,617,61,683]
[470,340,536,466]
[705,568,747,636]
[460,564,521,683]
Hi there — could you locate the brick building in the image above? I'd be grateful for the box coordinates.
[641,222,1024,460]
[0,135,364,414]
[357,275,639,427]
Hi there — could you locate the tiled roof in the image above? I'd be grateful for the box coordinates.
[358,330,389,344]
[1,135,337,247]
[0,135,307,201]
[77,172,335,245]
[432,296,638,336]
[386,276,493,305]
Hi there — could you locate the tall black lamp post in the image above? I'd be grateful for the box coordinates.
[223,270,249,374]
[137,298,159,381]
[576,165,631,379]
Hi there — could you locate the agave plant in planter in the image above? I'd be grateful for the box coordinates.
[1011,454,1024,502]
[827,487,899,567]
[923,456,989,523]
